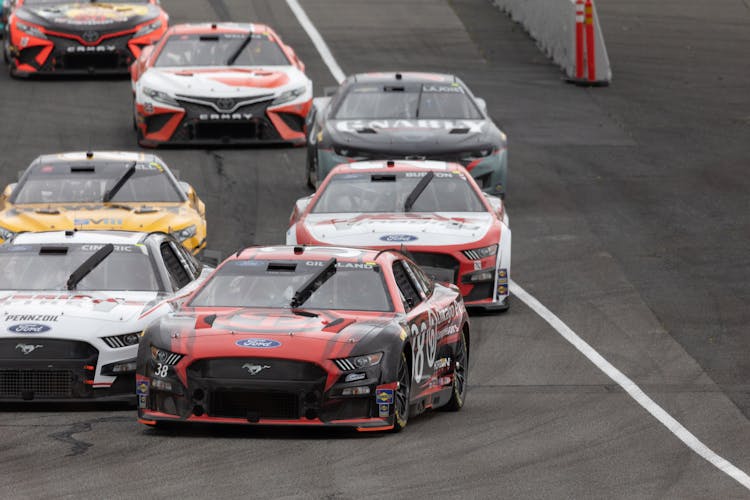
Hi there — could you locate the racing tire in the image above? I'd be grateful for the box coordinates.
[392,351,410,432]
[2,36,9,65]
[306,147,318,190]
[444,330,468,411]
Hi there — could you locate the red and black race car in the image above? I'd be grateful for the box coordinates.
[3,0,168,77]
[136,245,470,432]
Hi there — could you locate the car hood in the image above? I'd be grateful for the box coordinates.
[302,212,494,247]
[141,66,306,98]
[326,118,496,153]
[155,308,397,357]
[17,3,161,31]
[0,290,165,338]
[0,203,199,234]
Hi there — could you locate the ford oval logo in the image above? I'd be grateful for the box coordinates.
[380,234,418,242]
[8,324,51,334]
[236,338,281,349]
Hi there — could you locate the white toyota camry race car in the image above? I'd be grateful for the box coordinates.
[0,230,211,402]
[287,160,512,311]
[130,22,312,147]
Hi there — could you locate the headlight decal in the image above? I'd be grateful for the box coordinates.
[463,244,498,260]
[334,352,383,371]
[171,225,197,242]
[143,87,179,108]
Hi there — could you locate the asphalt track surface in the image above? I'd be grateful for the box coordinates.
[0,0,749,498]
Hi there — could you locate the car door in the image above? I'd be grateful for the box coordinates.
[392,259,439,403]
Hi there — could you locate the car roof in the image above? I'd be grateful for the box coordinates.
[167,23,275,36]
[330,159,467,175]
[31,151,163,166]
[350,72,458,84]
[8,230,149,246]
[231,245,400,265]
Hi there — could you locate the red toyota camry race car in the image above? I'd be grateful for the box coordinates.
[287,160,512,311]
[135,245,470,432]
[4,0,168,77]
[130,23,312,147]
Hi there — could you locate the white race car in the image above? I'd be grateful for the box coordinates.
[287,160,511,311]
[0,230,211,402]
[130,22,312,147]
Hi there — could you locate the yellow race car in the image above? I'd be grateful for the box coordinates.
[0,151,207,254]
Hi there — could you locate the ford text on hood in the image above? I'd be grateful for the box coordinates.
[6,0,168,77]
[136,245,470,432]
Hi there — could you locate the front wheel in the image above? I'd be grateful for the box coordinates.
[392,351,410,432]
[444,330,468,411]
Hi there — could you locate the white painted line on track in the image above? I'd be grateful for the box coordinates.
[286,0,750,490]
[511,280,750,490]
[285,0,346,84]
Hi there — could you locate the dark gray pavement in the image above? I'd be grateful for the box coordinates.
[0,0,749,498]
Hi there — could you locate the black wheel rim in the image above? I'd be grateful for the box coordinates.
[454,334,467,399]
[395,356,409,422]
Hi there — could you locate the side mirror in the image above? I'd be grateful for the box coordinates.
[0,183,15,209]
[482,193,505,223]
[141,45,154,62]
[289,194,314,226]
[475,97,488,115]
[199,249,222,267]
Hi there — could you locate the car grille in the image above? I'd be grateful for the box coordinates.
[188,358,326,382]
[211,390,300,419]
[464,282,495,302]
[44,34,134,71]
[0,370,73,398]
[410,252,460,284]
[0,339,98,359]
[171,99,281,142]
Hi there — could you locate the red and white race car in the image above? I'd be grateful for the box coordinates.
[130,22,312,147]
[287,160,511,311]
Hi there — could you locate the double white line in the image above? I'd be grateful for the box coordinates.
[285,0,750,490]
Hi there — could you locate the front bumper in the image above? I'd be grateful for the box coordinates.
[0,338,136,402]
[136,98,311,147]
[136,356,397,431]
[316,147,507,197]
[9,28,158,76]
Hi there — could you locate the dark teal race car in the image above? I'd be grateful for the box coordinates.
[304,71,509,198]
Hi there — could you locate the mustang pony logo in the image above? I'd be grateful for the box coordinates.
[242,363,271,375]
[16,343,44,355]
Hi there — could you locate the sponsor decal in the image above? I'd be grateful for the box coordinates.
[66,45,116,53]
[80,244,133,252]
[379,404,390,418]
[138,394,147,408]
[473,261,482,271]
[52,5,150,25]
[497,284,508,296]
[5,314,58,322]
[235,338,281,349]
[376,389,394,405]
[434,357,451,370]
[136,380,150,396]
[336,119,485,134]
[75,219,125,227]
[198,113,254,121]
[305,260,377,270]
[15,343,44,355]
[7,323,52,334]
[242,363,271,375]
[379,234,418,243]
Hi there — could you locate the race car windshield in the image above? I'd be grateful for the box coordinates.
[189,260,393,312]
[0,244,161,292]
[312,172,486,213]
[154,33,290,67]
[334,84,483,119]
[11,162,183,204]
